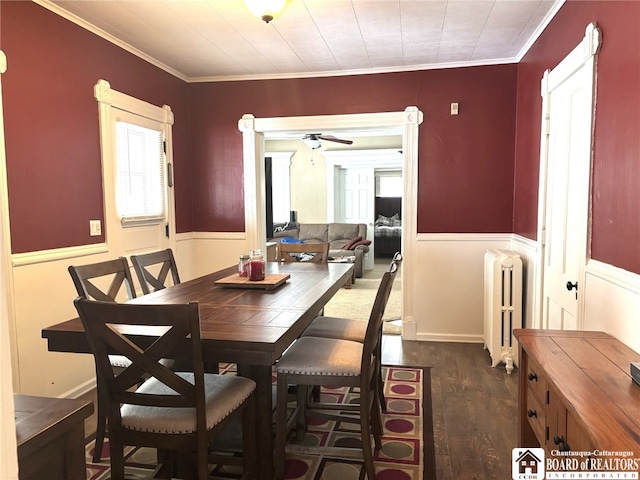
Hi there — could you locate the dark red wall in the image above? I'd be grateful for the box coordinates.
[1,2,192,253]
[514,1,640,273]
[189,65,518,233]
[4,1,638,275]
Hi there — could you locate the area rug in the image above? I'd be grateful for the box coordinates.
[85,365,434,480]
[323,258,403,335]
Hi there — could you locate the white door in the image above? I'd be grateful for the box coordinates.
[338,167,375,270]
[114,110,173,260]
[539,25,600,330]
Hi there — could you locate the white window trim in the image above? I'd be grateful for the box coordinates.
[94,79,175,253]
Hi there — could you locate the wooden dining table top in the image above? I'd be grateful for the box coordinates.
[42,261,352,480]
[42,261,354,366]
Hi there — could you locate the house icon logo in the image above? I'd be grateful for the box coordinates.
[512,448,545,479]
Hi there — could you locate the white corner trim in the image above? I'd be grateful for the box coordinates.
[586,259,640,295]
[11,243,108,267]
[34,0,188,82]
[0,51,6,74]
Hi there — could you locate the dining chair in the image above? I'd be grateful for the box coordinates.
[300,252,402,411]
[274,260,399,480]
[277,242,330,263]
[68,256,137,462]
[73,298,257,480]
[130,248,181,295]
[68,257,136,303]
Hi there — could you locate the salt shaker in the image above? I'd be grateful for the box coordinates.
[248,249,265,281]
[238,254,250,277]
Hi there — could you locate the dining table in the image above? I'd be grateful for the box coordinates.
[42,261,354,479]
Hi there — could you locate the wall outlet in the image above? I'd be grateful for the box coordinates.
[89,220,102,236]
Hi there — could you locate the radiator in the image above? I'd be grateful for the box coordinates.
[483,249,523,374]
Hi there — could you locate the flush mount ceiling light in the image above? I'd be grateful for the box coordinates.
[303,136,322,150]
[244,0,291,23]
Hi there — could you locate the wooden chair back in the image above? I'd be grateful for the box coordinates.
[73,299,209,472]
[130,248,181,295]
[277,242,330,263]
[361,253,402,370]
[68,257,136,302]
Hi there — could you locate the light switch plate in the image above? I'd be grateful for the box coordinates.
[89,220,102,236]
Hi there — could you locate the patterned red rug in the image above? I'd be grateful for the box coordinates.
[85,365,434,480]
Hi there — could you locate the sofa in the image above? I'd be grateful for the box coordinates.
[269,222,369,278]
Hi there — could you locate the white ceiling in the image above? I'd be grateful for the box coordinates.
[41,0,564,83]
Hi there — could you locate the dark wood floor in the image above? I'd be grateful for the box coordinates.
[81,335,519,479]
[382,335,519,480]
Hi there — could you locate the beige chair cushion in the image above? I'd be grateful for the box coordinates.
[121,372,255,434]
[302,316,366,343]
[275,337,363,377]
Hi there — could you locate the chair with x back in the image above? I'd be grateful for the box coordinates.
[67,256,137,462]
[274,260,399,480]
[130,248,181,295]
[300,252,402,411]
[277,242,330,264]
[73,298,257,480]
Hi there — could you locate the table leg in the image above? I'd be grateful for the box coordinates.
[238,363,274,480]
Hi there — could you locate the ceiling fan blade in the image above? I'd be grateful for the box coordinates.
[317,134,353,145]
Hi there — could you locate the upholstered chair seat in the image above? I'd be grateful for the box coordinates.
[122,373,255,434]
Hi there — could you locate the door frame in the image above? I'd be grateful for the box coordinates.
[534,23,601,329]
[239,107,423,338]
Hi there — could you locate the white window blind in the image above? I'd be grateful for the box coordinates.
[116,121,165,223]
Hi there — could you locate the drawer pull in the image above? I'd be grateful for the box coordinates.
[553,435,571,452]
[528,372,538,382]
[527,409,537,418]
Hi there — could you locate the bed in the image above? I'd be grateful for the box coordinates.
[374,196,402,257]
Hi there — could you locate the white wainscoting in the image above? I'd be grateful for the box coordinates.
[8,231,640,398]
[175,231,247,281]
[411,233,512,343]
[584,260,640,353]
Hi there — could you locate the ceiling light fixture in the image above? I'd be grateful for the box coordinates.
[303,136,322,150]
[244,0,291,23]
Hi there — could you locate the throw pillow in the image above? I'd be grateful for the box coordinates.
[349,239,371,249]
[343,236,362,250]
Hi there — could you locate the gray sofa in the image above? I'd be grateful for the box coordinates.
[270,223,369,278]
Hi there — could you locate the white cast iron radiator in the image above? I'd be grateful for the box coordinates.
[483,249,523,374]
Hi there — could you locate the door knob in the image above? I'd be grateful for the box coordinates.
[566,281,578,291]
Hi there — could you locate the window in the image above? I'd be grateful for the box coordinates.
[116,121,165,223]
[376,172,403,197]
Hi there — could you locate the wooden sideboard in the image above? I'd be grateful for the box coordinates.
[15,395,93,480]
[514,329,640,455]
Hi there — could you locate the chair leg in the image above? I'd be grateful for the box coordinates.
[93,379,108,462]
[109,439,126,480]
[295,385,308,441]
[360,394,377,480]
[371,396,383,450]
[241,395,257,480]
[275,373,289,480]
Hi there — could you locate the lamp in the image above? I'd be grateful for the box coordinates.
[244,0,291,23]
[303,136,322,150]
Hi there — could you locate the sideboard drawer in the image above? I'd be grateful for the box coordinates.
[525,358,547,404]
[526,386,546,444]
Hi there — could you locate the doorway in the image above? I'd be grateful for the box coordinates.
[239,107,423,339]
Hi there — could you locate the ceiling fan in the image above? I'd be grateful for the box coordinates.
[303,133,353,149]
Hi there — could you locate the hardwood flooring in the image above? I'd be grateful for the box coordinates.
[80,336,519,479]
[382,335,519,479]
